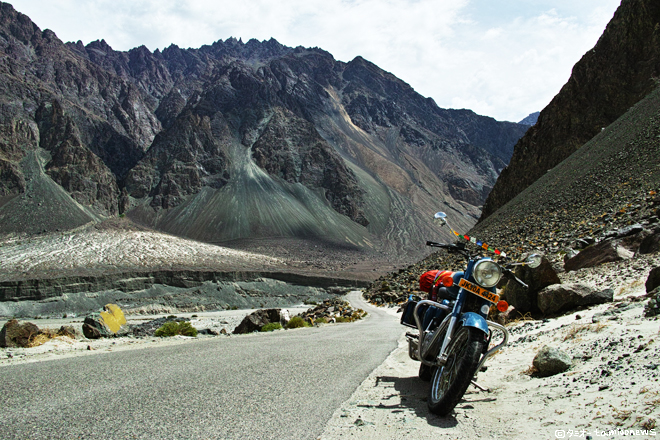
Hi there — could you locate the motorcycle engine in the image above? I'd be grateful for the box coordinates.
[421,328,441,360]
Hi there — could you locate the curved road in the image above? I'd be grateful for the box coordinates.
[0,292,403,439]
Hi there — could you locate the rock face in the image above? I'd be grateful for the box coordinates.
[533,345,572,377]
[0,2,529,260]
[470,83,660,266]
[481,0,660,220]
[537,284,614,315]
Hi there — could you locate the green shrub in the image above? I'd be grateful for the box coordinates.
[286,316,311,329]
[155,321,198,337]
[336,316,350,323]
[314,317,328,324]
[351,310,368,321]
[260,322,283,332]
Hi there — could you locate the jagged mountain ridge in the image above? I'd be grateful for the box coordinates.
[480,0,660,221]
[518,112,539,126]
[0,2,528,260]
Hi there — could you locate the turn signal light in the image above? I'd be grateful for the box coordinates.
[496,300,509,313]
[441,276,454,287]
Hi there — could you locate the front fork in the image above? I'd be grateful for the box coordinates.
[410,300,510,373]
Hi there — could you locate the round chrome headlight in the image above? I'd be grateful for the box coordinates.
[473,259,502,288]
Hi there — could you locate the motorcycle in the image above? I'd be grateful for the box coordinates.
[400,211,541,416]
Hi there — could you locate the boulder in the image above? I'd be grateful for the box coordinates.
[646,266,660,293]
[639,229,660,254]
[233,309,282,334]
[564,238,633,272]
[504,254,560,313]
[533,345,572,377]
[57,325,77,339]
[537,283,613,315]
[644,287,660,318]
[83,304,129,339]
[0,320,40,348]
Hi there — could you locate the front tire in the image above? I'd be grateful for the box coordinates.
[427,326,486,416]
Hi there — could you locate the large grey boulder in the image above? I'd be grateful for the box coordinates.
[504,254,560,313]
[0,320,40,348]
[537,283,613,315]
[82,304,130,339]
[533,345,572,377]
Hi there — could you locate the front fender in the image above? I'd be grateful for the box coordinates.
[459,312,489,335]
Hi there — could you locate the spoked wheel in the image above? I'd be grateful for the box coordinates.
[427,326,486,416]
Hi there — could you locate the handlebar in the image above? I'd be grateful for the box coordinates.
[426,241,452,249]
[426,241,466,250]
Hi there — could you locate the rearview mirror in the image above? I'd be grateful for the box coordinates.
[434,211,447,226]
[525,254,542,268]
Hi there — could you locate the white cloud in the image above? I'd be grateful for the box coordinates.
[7,0,621,121]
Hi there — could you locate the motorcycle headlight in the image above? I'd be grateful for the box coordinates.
[473,259,502,288]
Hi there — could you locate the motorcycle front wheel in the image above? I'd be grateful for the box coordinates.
[427,326,486,416]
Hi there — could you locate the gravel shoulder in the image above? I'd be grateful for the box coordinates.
[0,307,310,366]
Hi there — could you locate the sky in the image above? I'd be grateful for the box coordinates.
[8,0,622,122]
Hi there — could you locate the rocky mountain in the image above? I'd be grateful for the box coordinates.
[518,112,539,126]
[0,2,528,262]
[364,84,660,308]
[481,0,660,221]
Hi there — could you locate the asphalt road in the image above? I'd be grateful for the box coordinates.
[0,292,403,440]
